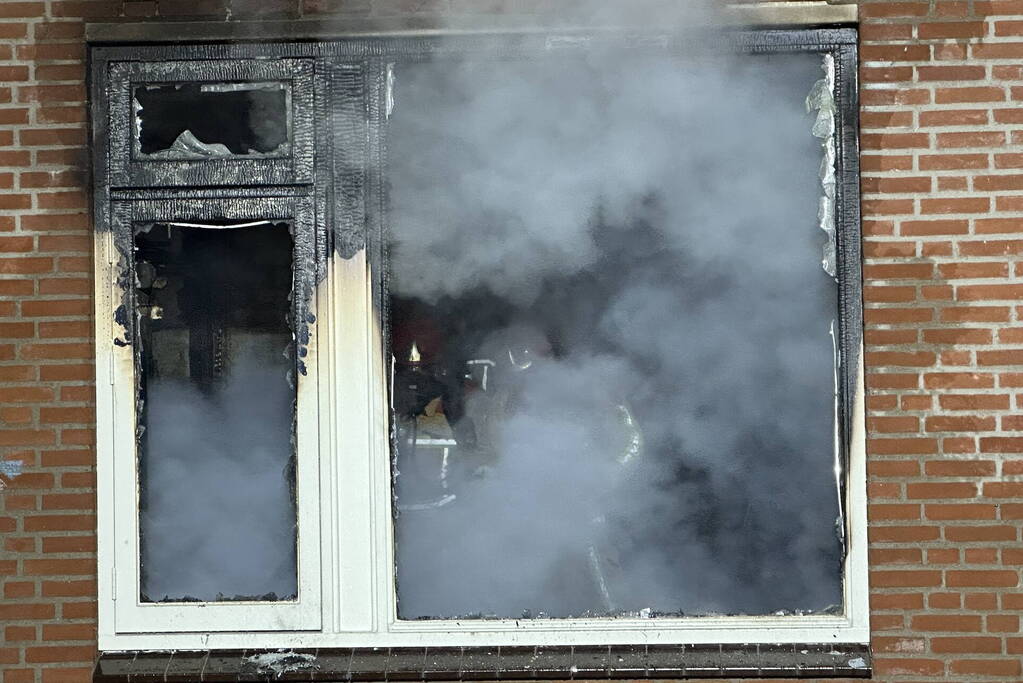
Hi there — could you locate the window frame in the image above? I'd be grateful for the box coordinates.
[91,26,867,656]
[96,193,324,634]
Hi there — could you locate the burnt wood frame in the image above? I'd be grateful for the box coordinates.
[89,25,865,680]
[106,58,315,187]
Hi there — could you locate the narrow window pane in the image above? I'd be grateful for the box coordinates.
[135,82,290,158]
[388,53,843,619]
[135,222,297,603]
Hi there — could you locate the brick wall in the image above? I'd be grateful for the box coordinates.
[2,0,1023,681]
[861,0,1023,679]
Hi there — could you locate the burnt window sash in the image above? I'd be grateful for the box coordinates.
[102,193,322,633]
[105,58,314,187]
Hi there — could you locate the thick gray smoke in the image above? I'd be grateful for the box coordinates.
[390,15,843,618]
[140,363,297,602]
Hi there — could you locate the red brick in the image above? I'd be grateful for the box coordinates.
[41,535,95,552]
[925,504,998,520]
[41,580,95,598]
[871,592,924,610]
[60,602,96,619]
[22,516,95,533]
[0,604,54,620]
[867,351,935,367]
[900,219,968,236]
[0,2,45,17]
[869,503,921,520]
[967,592,999,610]
[0,257,52,274]
[986,437,1023,453]
[861,132,929,150]
[861,44,931,62]
[945,525,1019,541]
[24,646,95,663]
[939,261,1009,278]
[860,154,913,172]
[917,66,987,82]
[936,131,1005,149]
[906,481,978,498]
[863,176,932,194]
[40,668,93,683]
[960,285,1023,301]
[925,459,997,476]
[951,658,1022,677]
[919,153,988,170]
[911,614,983,631]
[870,525,941,542]
[919,21,987,39]
[870,547,921,564]
[41,623,95,642]
[920,197,991,214]
[977,349,1023,365]
[935,86,1004,103]
[948,570,1020,587]
[872,658,944,676]
[864,285,916,303]
[923,328,993,344]
[984,482,1023,497]
[871,570,942,588]
[930,636,1003,653]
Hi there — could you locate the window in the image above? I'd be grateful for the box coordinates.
[91,26,868,676]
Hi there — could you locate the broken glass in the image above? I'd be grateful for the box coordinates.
[135,221,298,603]
[134,82,290,158]
[387,52,843,619]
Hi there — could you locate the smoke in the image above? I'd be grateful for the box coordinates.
[139,361,297,603]
[390,10,843,618]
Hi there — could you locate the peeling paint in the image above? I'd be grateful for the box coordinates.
[806,52,837,279]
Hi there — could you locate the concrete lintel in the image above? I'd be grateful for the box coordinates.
[86,3,855,44]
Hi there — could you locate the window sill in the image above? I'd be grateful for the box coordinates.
[93,644,871,681]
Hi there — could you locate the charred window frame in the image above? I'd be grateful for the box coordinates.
[91,25,868,677]
[95,192,324,634]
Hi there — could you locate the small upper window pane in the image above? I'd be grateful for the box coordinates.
[134,82,290,158]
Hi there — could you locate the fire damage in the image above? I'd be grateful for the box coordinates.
[93,27,862,639]
[133,220,300,603]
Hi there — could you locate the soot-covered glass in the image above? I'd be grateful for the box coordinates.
[135,221,298,603]
[387,51,844,619]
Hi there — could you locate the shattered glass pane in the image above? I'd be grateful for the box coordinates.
[387,52,842,619]
[135,221,298,603]
[134,82,290,158]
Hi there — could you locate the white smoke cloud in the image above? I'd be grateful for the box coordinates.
[389,8,843,618]
[140,363,297,602]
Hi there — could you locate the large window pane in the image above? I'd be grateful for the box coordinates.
[135,222,298,603]
[387,52,843,619]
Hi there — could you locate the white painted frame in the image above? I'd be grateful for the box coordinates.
[95,198,322,637]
